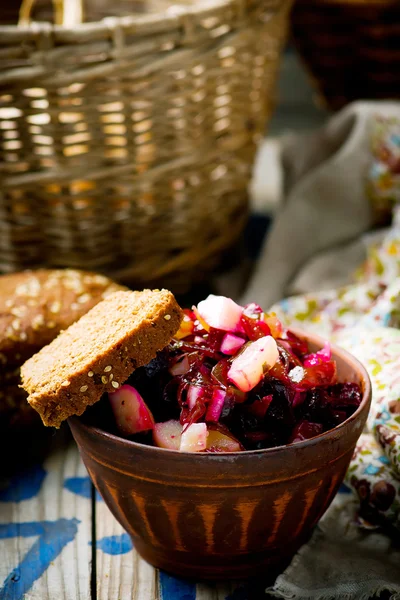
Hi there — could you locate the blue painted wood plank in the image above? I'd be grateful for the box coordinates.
[159,571,196,600]
[0,519,79,600]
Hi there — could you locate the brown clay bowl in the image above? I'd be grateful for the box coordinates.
[69,328,371,580]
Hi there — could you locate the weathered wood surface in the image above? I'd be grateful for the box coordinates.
[0,437,252,600]
[0,437,91,600]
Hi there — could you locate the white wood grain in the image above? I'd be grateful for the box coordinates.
[95,495,158,600]
[0,436,92,600]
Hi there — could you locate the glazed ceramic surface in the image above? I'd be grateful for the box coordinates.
[69,329,371,579]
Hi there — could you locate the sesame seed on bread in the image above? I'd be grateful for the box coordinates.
[20,290,183,428]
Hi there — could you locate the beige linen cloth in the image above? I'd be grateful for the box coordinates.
[238,101,400,600]
[243,101,398,306]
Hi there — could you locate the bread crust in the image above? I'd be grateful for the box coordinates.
[21,290,183,428]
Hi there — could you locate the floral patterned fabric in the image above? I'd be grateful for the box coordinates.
[272,115,400,530]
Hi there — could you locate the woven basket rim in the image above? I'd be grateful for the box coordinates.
[0,0,281,39]
[0,0,290,285]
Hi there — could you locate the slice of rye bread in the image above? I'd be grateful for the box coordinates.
[20,290,183,428]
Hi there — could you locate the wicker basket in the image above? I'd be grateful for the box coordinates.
[0,0,292,291]
[291,0,400,112]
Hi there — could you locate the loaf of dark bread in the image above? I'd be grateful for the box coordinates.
[21,290,183,428]
[0,269,125,367]
[0,269,127,473]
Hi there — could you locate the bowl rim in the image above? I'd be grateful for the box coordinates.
[69,327,372,458]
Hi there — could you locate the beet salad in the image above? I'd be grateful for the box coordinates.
[106,295,362,452]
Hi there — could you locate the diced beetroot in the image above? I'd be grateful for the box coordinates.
[319,342,332,361]
[303,342,332,367]
[241,313,271,341]
[205,389,226,422]
[220,333,246,355]
[289,420,323,443]
[206,429,242,452]
[180,423,208,452]
[282,331,309,357]
[196,295,243,332]
[109,384,154,436]
[328,382,362,408]
[153,420,183,450]
[205,327,226,352]
[294,361,337,391]
[247,394,273,419]
[292,391,306,407]
[228,336,279,392]
[198,363,212,380]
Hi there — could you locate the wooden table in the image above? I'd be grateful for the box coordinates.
[0,433,271,600]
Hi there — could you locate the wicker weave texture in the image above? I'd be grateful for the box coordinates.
[291,0,400,111]
[0,0,291,289]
